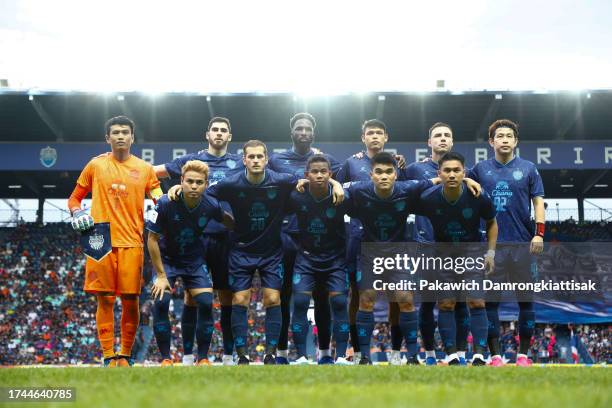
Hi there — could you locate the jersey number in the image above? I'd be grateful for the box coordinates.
[494,196,507,212]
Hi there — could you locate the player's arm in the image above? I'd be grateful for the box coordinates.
[426,176,481,197]
[221,211,235,230]
[484,218,498,275]
[531,196,545,254]
[154,164,170,179]
[147,231,172,300]
[67,169,94,231]
[295,177,344,205]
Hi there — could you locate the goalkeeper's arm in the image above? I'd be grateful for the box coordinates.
[67,184,93,231]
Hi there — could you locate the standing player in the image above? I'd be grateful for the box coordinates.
[286,155,351,364]
[207,140,344,364]
[414,152,497,366]
[337,119,406,364]
[154,117,241,365]
[268,113,341,364]
[469,119,545,367]
[405,122,471,365]
[147,161,234,366]
[68,116,162,367]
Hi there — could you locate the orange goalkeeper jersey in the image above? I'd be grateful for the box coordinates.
[76,153,160,247]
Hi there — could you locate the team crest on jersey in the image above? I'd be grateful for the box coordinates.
[198,216,208,227]
[512,169,524,180]
[226,159,237,169]
[238,191,246,198]
[462,208,473,219]
[326,207,336,218]
[267,188,277,200]
[89,233,104,250]
[394,201,406,212]
[39,146,57,168]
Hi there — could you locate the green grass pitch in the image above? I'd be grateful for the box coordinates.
[1,366,609,407]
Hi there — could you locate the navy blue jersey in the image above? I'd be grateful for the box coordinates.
[346,180,432,242]
[336,151,409,183]
[164,150,243,234]
[146,194,223,268]
[468,157,544,242]
[414,185,496,242]
[207,169,298,255]
[405,160,439,243]
[287,186,349,261]
[269,148,341,234]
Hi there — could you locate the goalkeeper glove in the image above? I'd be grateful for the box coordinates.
[71,210,94,231]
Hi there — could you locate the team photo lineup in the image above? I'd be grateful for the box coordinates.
[66,113,549,367]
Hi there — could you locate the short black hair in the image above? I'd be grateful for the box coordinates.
[439,151,465,167]
[105,116,135,135]
[362,119,387,135]
[306,154,331,171]
[428,122,453,138]
[208,116,231,133]
[290,112,316,130]
[371,151,397,169]
[488,119,518,140]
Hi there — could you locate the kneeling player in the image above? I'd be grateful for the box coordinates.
[147,161,234,366]
[287,155,351,365]
[414,152,497,365]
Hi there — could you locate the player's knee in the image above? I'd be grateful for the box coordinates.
[293,292,311,311]
[192,291,213,308]
[398,302,415,312]
[467,299,485,309]
[153,292,171,318]
[438,299,456,311]
[232,291,250,306]
[329,293,348,312]
[217,289,233,306]
[263,291,281,307]
[184,291,197,306]
[359,290,376,311]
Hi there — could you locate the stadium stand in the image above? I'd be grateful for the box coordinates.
[1,221,609,365]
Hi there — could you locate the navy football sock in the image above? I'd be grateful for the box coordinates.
[314,290,332,351]
[469,307,488,354]
[278,275,292,351]
[265,305,282,354]
[193,292,214,361]
[153,292,171,360]
[438,309,457,355]
[486,302,500,355]
[330,294,349,358]
[390,325,403,351]
[399,311,418,357]
[291,293,311,358]
[350,324,360,353]
[518,302,535,355]
[181,304,197,356]
[419,302,436,351]
[455,302,470,352]
[356,310,374,359]
[231,305,248,356]
[220,305,234,355]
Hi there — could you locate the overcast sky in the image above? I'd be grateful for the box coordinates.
[1,0,611,93]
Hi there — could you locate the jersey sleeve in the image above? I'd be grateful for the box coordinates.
[465,165,479,182]
[479,192,497,221]
[403,163,419,180]
[205,196,225,223]
[327,154,342,177]
[206,179,227,201]
[76,160,95,190]
[165,153,197,179]
[340,188,355,217]
[528,165,545,198]
[146,198,167,235]
[335,160,351,183]
[146,164,162,200]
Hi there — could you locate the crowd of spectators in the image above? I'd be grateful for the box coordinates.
[1,222,610,365]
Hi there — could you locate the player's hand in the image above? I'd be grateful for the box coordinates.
[395,154,406,169]
[464,178,481,197]
[352,152,364,159]
[71,210,94,231]
[168,184,182,201]
[151,276,171,301]
[311,147,323,154]
[484,250,495,275]
[331,182,345,205]
[296,179,309,193]
[420,156,432,163]
[530,235,544,255]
